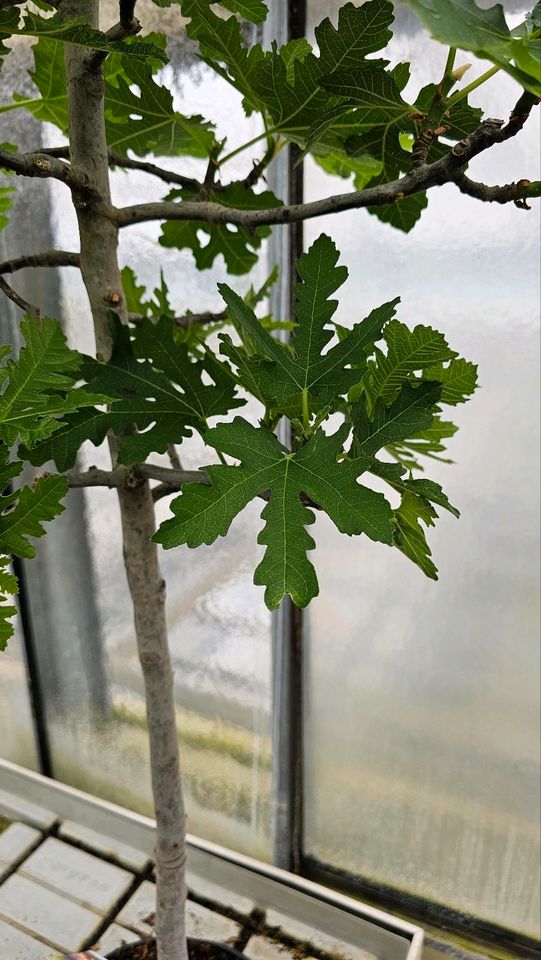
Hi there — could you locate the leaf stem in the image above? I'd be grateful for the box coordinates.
[442,47,457,81]
[446,65,500,107]
[218,126,283,168]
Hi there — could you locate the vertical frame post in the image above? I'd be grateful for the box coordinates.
[266,0,307,873]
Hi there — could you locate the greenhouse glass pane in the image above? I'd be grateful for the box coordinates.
[303,1,540,937]
[0,606,38,772]
[2,9,273,861]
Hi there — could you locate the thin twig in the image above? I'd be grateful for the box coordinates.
[0,250,81,275]
[108,151,201,191]
[243,137,277,189]
[39,146,201,191]
[0,276,40,319]
[167,445,183,471]
[127,309,227,328]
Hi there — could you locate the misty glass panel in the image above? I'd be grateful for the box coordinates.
[0,604,38,772]
[2,6,273,860]
[303,1,540,937]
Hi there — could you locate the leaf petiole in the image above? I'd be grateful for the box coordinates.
[442,46,457,81]
[446,64,500,107]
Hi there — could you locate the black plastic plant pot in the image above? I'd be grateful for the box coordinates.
[105,937,249,960]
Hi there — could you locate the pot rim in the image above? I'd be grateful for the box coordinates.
[105,935,248,960]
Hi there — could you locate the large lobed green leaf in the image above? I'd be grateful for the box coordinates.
[219,234,399,412]
[401,0,541,96]
[182,0,396,152]
[0,454,67,648]
[151,0,268,23]
[160,181,282,274]
[27,316,244,469]
[0,315,107,449]
[0,8,167,63]
[4,36,214,160]
[155,418,393,608]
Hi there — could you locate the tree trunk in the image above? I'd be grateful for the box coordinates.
[62,3,189,957]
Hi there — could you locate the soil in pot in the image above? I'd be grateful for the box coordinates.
[105,937,248,960]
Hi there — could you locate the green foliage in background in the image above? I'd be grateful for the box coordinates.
[2,0,539,637]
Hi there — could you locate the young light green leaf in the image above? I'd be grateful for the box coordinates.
[155,418,393,608]
[393,489,439,579]
[354,380,442,456]
[363,320,457,407]
[423,357,478,404]
[386,415,458,469]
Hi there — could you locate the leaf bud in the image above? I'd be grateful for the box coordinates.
[451,63,472,81]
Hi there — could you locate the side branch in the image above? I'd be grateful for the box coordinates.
[116,104,539,230]
[88,0,141,70]
[0,276,40,319]
[67,464,321,509]
[453,172,541,207]
[39,146,201,191]
[67,464,208,491]
[0,250,81,275]
[0,148,95,194]
[128,308,227,328]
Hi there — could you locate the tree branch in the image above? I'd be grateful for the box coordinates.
[108,151,201,191]
[167,444,183,471]
[67,464,208,491]
[0,250,81,275]
[38,146,202,191]
[0,147,96,195]
[116,104,539,230]
[127,308,227,328]
[87,0,141,71]
[453,172,541,207]
[68,462,322,510]
[0,276,40,319]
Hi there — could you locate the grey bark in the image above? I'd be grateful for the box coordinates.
[61,1,189,957]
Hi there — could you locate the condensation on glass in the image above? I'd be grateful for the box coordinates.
[303,2,540,938]
[0,11,273,860]
[0,584,38,772]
